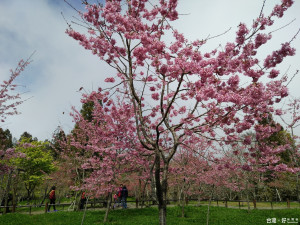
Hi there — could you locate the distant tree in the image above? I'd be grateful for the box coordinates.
[80,100,102,122]
[12,138,55,200]
[259,114,296,165]
[55,100,97,211]
[0,128,14,206]
[19,131,37,142]
[280,97,300,201]
[50,127,67,160]
[0,128,13,150]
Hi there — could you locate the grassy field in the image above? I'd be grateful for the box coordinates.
[1,206,300,225]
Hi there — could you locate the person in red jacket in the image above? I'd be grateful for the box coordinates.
[48,186,57,212]
[117,184,123,207]
[79,191,87,210]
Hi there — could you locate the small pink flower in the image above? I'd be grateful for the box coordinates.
[178,106,186,114]
[149,86,156,92]
[104,77,115,83]
[151,93,159,100]
[268,69,280,78]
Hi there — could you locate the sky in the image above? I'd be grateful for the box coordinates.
[1,0,300,141]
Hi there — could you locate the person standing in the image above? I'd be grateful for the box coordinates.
[79,191,87,210]
[117,184,123,207]
[48,186,57,212]
[121,185,128,209]
[112,192,118,209]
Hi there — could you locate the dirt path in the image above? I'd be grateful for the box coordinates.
[4,202,298,216]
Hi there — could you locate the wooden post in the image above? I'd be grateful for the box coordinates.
[225,200,228,208]
[136,198,138,208]
[239,201,241,209]
[287,199,290,209]
[253,200,257,209]
[29,206,32,215]
[217,199,219,206]
[271,201,273,210]
[45,202,48,213]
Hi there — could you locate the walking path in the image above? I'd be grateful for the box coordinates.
[3,202,299,216]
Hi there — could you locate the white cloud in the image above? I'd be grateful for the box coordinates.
[1,0,113,140]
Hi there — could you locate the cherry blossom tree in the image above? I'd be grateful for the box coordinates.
[61,91,149,222]
[67,0,298,223]
[222,118,299,211]
[279,97,300,200]
[0,59,30,123]
[169,140,245,221]
[168,138,213,214]
[1,55,32,174]
[0,58,31,210]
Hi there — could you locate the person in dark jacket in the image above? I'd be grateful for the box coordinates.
[121,185,128,209]
[48,186,57,212]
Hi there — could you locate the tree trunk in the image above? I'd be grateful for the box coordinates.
[25,185,32,204]
[246,191,250,213]
[206,198,212,225]
[136,179,141,208]
[181,180,186,218]
[276,188,282,202]
[75,191,83,211]
[141,180,148,208]
[245,181,250,213]
[159,203,167,225]
[181,193,185,218]
[103,192,112,223]
[154,154,168,225]
[40,185,49,205]
[296,173,300,202]
[81,197,89,225]
[0,175,5,204]
[206,186,215,225]
[12,177,18,213]
[3,170,13,214]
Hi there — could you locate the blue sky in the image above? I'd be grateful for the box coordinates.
[1,0,300,140]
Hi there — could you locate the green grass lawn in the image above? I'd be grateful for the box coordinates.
[1,206,300,225]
